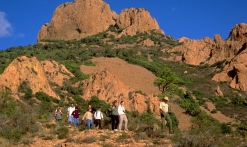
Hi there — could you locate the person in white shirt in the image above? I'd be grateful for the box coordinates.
[67,103,75,125]
[160,97,173,134]
[118,101,128,131]
[94,107,104,129]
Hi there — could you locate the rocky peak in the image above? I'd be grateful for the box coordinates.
[116,8,164,36]
[37,0,164,42]
[227,23,247,42]
[214,34,223,44]
[38,0,116,41]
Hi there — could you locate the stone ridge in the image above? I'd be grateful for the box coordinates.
[37,0,164,42]
[168,23,247,66]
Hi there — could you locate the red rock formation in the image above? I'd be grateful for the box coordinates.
[116,8,164,36]
[212,48,247,91]
[140,38,155,47]
[228,23,247,42]
[215,85,223,96]
[169,37,214,65]
[169,23,247,66]
[0,56,59,99]
[37,0,164,42]
[38,0,116,41]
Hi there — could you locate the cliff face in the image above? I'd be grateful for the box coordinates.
[37,0,164,42]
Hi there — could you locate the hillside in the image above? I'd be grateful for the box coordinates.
[0,0,247,146]
[81,57,192,130]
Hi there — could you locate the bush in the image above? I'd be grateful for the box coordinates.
[221,123,232,134]
[81,136,97,143]
[56,126,69,139]
[178,92,201,116]
[35,92,52,102]
[230,93,245,106]
[0,127,23,142]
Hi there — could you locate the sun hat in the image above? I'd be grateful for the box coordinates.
[163,96,169,101]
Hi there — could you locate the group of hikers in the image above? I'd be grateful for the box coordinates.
[54,97,173,134]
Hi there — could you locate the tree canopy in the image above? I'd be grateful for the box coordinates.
[153,67,178,93]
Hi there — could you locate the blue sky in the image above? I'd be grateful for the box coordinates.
[0,0,246,50]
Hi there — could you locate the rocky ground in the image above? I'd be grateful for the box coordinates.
[18,125,173,147]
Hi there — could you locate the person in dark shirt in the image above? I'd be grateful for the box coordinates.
[110,100,119,131]
[72,106,80,128]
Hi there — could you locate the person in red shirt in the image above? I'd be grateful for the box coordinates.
[72,106,80,128]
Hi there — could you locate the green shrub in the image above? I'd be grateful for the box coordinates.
[56,126,69,139]
[229,93,245,106]
[116,132,130,142]
[0,127,23,142]
[81,136,97,143]
[178,92,201,116]
[35,92,52,102]
[88,96,110,113]
[221,123,232,134]
[63,61,89,82]
[29,124,40,133]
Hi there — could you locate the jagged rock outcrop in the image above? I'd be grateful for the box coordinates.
[215,85,223,96]
[116,8,164,36]
[212,47,247,91]
[228,23,247,42]
[38,0,116,41]
[37,0,164,42]
[0,56,59,98]
[141,38,155,47]
[168,23,247,66]
[81,70,160,113]
[210,24,247,91]
[169,37,214,65]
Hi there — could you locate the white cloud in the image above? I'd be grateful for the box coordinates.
[0,11,12,37]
